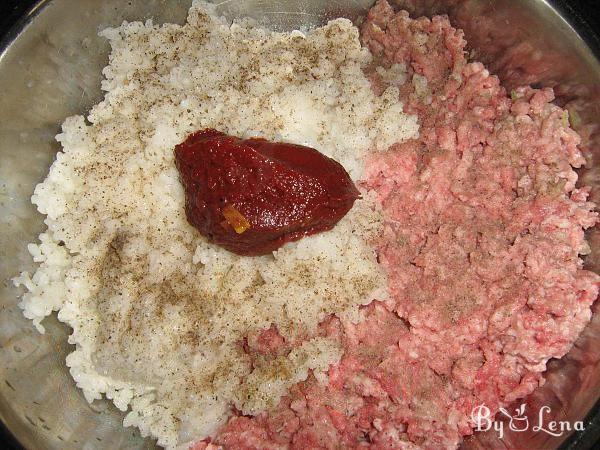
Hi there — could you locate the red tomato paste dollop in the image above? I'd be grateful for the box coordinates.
[174,129,359,256]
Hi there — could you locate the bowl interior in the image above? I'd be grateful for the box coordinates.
[0,1,598,449]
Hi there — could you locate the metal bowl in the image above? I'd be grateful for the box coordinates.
[0,1,598,449]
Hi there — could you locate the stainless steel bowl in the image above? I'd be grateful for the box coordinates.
[0,1,598,449]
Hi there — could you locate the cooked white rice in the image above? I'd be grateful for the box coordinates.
[14,2,419,448]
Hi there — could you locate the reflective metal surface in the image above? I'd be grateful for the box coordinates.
[0,1,598,449]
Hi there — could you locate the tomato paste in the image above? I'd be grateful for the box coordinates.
[174,129,359,256]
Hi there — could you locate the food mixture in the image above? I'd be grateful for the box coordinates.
[14,1,599,449]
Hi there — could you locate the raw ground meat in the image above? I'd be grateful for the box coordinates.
[191,1,599,448]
